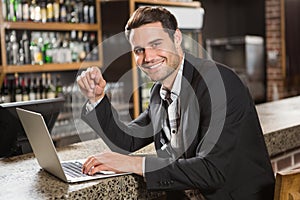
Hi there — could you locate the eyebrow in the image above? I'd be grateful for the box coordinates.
[133,38,164,51]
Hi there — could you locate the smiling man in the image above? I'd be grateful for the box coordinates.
[76,6,275,200]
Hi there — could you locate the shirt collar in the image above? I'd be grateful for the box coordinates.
[160,54,185,101]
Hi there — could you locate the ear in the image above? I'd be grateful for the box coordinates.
[173,29,182,48]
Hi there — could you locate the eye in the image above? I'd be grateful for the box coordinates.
[151,42,161,49]
[134,48,145,55]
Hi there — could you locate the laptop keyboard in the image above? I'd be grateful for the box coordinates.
[61,161,88,178]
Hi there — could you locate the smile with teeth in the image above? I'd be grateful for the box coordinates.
[149,62,163,69]
[144,60,165,69]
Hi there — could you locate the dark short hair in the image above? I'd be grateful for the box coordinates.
[125,6,178,41]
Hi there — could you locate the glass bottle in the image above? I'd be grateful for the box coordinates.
[46,0,54,22]
[15,0,23,21]
[30,32,43,65]
[89,32,98,61]
[40,0,47,23]
[76,0,83,23]
[22,0,29,21]
[82,32,90,61]
[1,76,11,103]
[83,0,89,23]
[21,31,31,64]
[53,0,60,22]
[34,0,41,22]
[88,0,95,24]
[59,0,67,22]
[29,0,36,21]
[11,31,19,65]
[77,30,85,61]
[2,0,7,21]
[46,73,56,98]
[14,73,23,102]
[28,77,36,101]
[55,74,63,98]
[6,33,13,65]
[42,32,52,63]
[70,30,78,62]
[22,77,29,101]
[8,0,16,21]
[40,73,46,99]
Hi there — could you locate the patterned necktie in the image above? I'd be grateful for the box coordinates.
[162,89,182,157]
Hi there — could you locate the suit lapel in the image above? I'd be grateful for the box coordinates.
[149,83,167,135]
[180,55,201,157]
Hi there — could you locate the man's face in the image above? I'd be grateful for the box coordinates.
[129,22,183,84]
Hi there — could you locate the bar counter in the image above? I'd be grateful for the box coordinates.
[0,139,161,200]
[257,95,300,157]
[1,95,300,199]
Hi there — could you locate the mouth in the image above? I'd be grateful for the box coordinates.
[142,59,165,70]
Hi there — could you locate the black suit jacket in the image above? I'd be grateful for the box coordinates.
[82,53,275,200]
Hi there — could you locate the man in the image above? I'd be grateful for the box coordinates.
[77,6,275,200]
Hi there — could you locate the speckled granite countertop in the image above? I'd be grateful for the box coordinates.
[256,95,300,157]
[0,139,161,200]
[1,96,299,199]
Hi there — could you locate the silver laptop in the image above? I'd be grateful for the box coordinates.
[16,107,130,183]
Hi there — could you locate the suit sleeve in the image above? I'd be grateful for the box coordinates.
[81,95,154,154]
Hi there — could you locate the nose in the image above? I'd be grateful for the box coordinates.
[144,47,156,63]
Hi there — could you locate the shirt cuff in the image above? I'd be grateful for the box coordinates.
[142,157,146,177]
[85,97,104,113]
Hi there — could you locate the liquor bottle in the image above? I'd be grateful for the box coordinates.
[28,77,36,100]
[46,73,56,98]
[21,31,31,64]
[82,32,90,61]
[55,74,63,98]
[35,76,40,100]
[42,32,52,63]
[70,30,78,62]
[76,0,83,23]
[2,0,7,21]
[61,32,72,63]
[88,0,95,24]
[46,0,54,22]
[53,0,60,22]
[65,0,72,23]
[51,32,62,63]
[29,0,36,21]
[70,0,78,23]
[34,0,41,22]
[1,76,11,103]
[77,31,85,61]
[21,77,29,101]
[19,39,25,65]
[30,32,43,65]
[46,32,57,63]
[89,32,98,61]
[8,0,16,21]
[15,0,23,21]
[11,31,19,65]
[22,0,29,21]
[59,0,67,22]
[40,0,47,23]
[14,73,23,102]
[83,0,89,23]
[6,33,13,65]
[40,73,46,99]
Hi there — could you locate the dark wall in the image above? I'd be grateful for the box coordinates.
[200,0,265,45]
